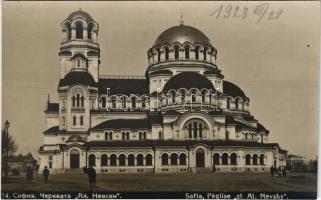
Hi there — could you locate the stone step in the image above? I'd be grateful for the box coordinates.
[64,169,83,174]
[193,167,213,173]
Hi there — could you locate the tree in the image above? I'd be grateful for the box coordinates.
[2,126,17,178]
[1,130,17,157]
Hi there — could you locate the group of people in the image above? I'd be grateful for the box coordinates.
[270,165,287,177]
[26,166,50,183]
[26,165,96,188]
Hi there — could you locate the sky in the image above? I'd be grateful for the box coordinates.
[2,1,320,160]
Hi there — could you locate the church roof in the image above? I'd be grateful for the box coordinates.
[163,109,181,116]
[59,71,97,88]
[91,119,151,130]
[223,81,247,99]
[87,140,280,148]
[162,72,215,93]
[46,103,59,113]
[203,69,224,78]
[43,126,59,135]
[98,78,149,96]
[148,113,163,125]
[153,24,212,47]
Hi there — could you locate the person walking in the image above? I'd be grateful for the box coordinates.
[26,166,33,183]
[87,165,96,187]
[282,166,287,177]
[270,165,274,177]
[43,166,50,183]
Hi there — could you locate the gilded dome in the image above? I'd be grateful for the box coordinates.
[153,24,212,47]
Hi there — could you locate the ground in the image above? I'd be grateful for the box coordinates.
[1,173,317,192]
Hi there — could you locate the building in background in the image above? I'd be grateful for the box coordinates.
[38,10,287,174]
[8,153,38,173]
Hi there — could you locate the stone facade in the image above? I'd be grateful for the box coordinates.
[38,10,287,174]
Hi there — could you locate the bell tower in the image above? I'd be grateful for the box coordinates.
[59,9,100,82]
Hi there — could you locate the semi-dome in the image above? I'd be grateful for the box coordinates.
[153,24,212,47]
[59,71,97,88]
[162,72,215,93]
[66,9,93,22]
[66,135,85,143]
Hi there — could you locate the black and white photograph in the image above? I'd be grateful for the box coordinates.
[1,1,320,199]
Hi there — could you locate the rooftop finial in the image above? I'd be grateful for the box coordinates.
[47,94,50,103]
[180,13,184,25]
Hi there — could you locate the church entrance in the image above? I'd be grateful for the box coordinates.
[196,148,205,168]
[70,149,80,169]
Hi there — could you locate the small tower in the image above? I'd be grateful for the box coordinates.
[57,10,100,132]
[59,9,100,82]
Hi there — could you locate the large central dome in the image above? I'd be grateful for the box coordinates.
[153,24,212,47]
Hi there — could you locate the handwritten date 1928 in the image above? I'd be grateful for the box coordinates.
[210,3,283,23]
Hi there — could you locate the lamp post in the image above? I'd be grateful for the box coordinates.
[4,120,10,179]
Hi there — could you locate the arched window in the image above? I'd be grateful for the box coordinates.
[157,48,161,62]
[184,119,208,139]
[195,46,199,60]
[191,90,197,103]
[185,46,190,59]
[65,23,72,40]
[213,153,220,165]
[137,154,144,166]
[199,123,203,138]
[203,47,207,60]
[253,154,258,165]
[222,153,228,165]
[245,154,251,165]
[111,96,116,109]
[164,47,169,60]
[119,154,126,166]
[227,97,230,109]
[81,96,84,107]
[171,91,176,103]
[75,22,83,39]
[101,154,108,166]
[146,154,153,166]
[76,94,80,107]
[105,131,112,140]
[73,116,76,125]
[170,153,178,165]
[80,116,84,125]
[131,96,136,109]
[142,98,146,109]
[161,153,168,165]
[188,123,192,138]
[174,46,179,59]
[139,132,147,140]
[259,154,265,165]
[110,154,117,166]
[235,98,239,110]
[201,90,207,103]
[179,154,186,165]
[101,97,106,108]
[121,96,126,109]
[72,96,76,107]
[88,154,96,167]
[87,23,93,40]
[230,153,237,165]
[180,90,185,103]
[128,154,135,166]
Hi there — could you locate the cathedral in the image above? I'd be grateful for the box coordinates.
[38,10,287,174]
